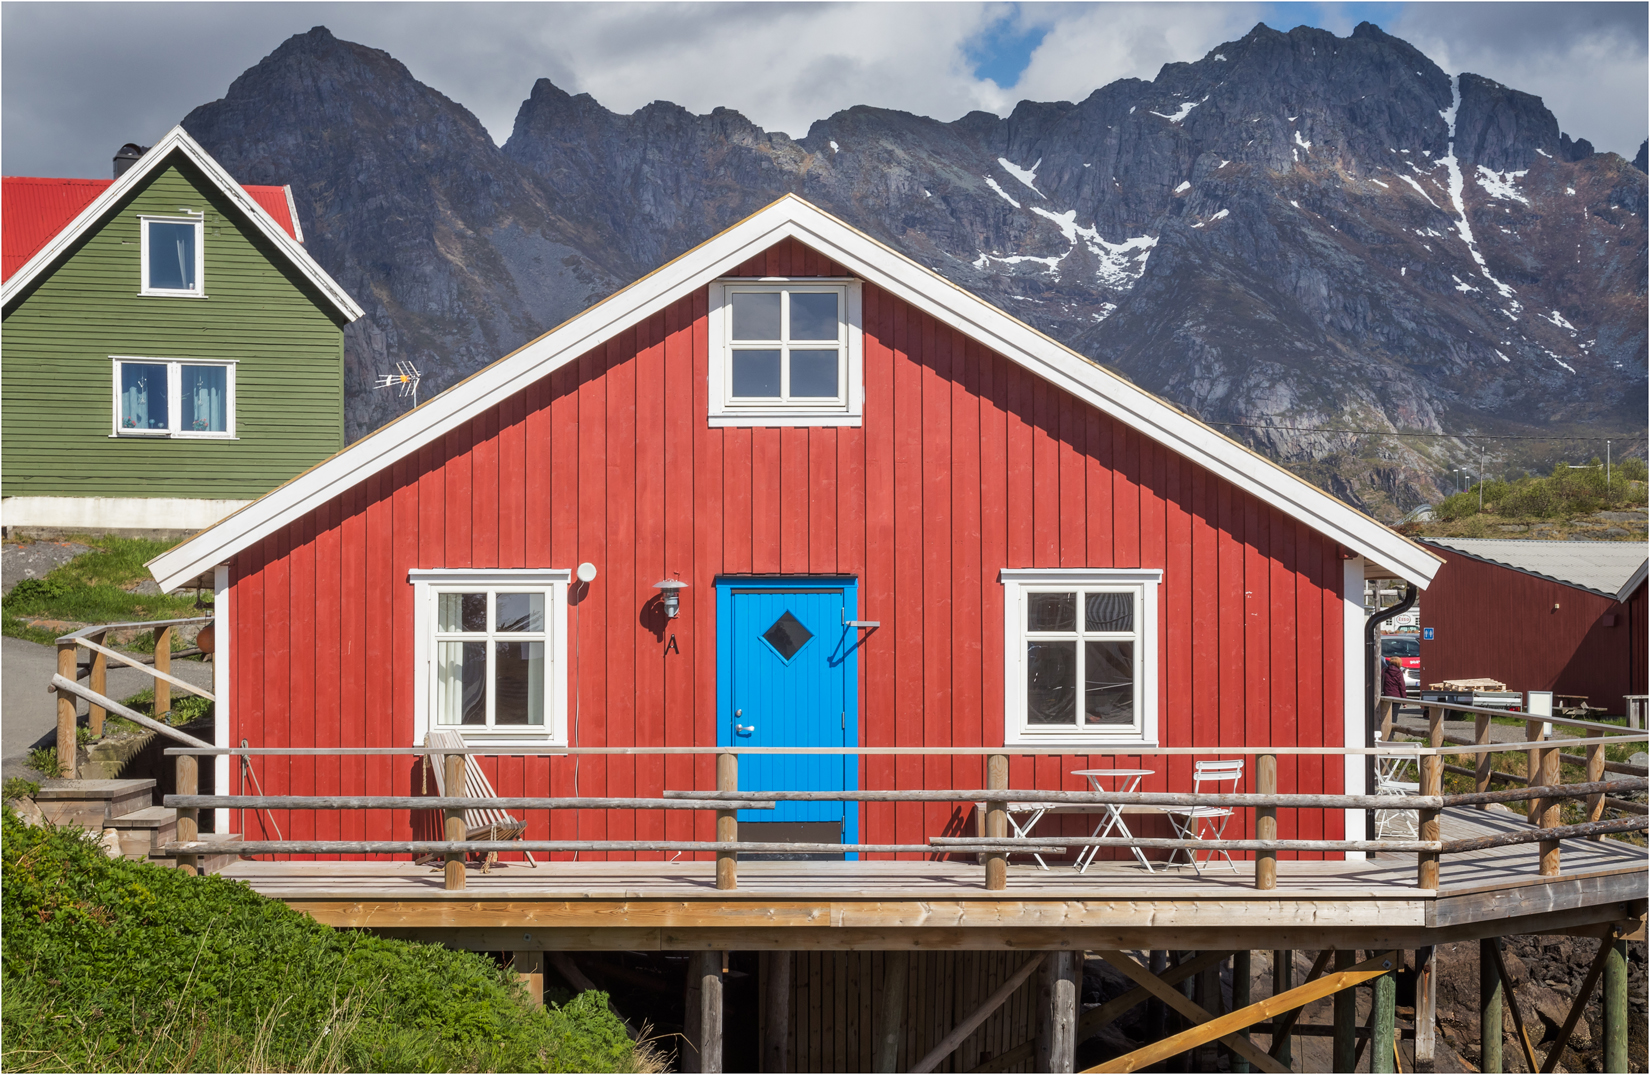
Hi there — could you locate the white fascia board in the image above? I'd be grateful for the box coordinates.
[1618,560,1648,604]
[1,126,361,324]
[150,194,1440,591]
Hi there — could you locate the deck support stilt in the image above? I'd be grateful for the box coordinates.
[1146,950,1167,1046]
[1604,935,1627,1074]
[512,950,543,1009]
[1232,951,1252,1074]
[762,951,790,1073]
[1332,950,1357,1072]
[1414,946,1438,1073]
[1271,950,1293,1067]
[1372,956,1396,1073]
[684,950,723,1074]
[1479,938,1503,1073]
[874,950,908,1073]
[1035,950,1079,1074]
[1195,955,1222,1070]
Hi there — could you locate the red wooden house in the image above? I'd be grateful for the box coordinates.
[1418,538,1648,715]
[151,195,1441,861]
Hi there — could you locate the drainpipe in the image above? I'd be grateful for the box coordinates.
[1364,582,1418,839]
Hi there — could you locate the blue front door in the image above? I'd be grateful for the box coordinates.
[717,579,858,846]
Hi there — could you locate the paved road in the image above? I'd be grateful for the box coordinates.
[2,636,214,779]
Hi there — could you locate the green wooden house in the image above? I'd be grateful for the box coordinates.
[1,125,363,535]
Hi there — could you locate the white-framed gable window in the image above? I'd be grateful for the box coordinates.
[707,278,863,426]
[409,569,570,745]
[111,357,235,438]
[139,214,205,297]
[1000,568,1161,747]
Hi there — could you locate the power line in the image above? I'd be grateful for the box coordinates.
[1206,421,1647,443]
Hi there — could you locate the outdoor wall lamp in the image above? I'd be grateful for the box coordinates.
[655,578,688,618]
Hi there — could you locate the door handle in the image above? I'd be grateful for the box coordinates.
[735,724,754,735]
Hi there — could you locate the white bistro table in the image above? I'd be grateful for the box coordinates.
[1070,768,1156,873]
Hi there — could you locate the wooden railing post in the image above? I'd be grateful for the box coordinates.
[984,753,1008,891]
[153,625,173,721]
[1255,753,1277,890]
[444,751,466,891]
[715,752,738,891]
[1378,697,1396,743]
[1417,707,1442,889]
[55,642,78,779]
[1474,711,1493,803]
[88,631,108,738]
[1584,727,1605,837]
[1524,718,1543,826]
[1538,732,1561,876]
[176,753,199,875]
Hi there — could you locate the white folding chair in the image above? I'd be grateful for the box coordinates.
[976,801,1052,869]
[1373,731,1421,840]
[1165,759,1243,874]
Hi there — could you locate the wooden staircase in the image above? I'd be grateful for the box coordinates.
[32,778,241,872]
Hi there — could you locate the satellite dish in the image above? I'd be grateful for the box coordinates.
[373,361,423,407]
[577,562,598,583]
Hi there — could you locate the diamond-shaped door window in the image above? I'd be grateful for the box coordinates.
[762,610,814,662]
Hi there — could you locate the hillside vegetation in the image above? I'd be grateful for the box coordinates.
[1,810,648,1072]
[1403,457,1648,541]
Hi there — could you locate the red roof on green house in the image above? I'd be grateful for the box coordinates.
[1,175,302,282]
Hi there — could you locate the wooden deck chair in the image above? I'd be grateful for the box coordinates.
[419,729,536,871]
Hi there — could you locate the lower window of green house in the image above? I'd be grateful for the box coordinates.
[112,358,234,437]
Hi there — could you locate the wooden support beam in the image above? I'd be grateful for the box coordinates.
[1195,957,1222,1070]
[1271,951,1293,1067]
[1268,949,1334,1059]
[512,950,544,1009]
[875,950,908,1073]
[763,951,790,1074]
[1091,951,1289,1074]
[88,633,107,737]
[153,625,172,720]
[1604,936,1627,1074]
[443,752,465,891]
[985,753,1008,891]
[1231,951,1252,1075]
[1480,938,1503,1074]
[55,642,77,779]
[175,754,198,875]
[715,752,737,891]
[1036,950,1079,1074]
[685,950,724,1074]
[1475,713,1494,801]
[1538,930,1617,1073]
[911,952,1044,1075]
[1586,728,1607,832]
[1538,739,1562,876]
[76,635,214,702]
[1085,951,1399,1075]
[1372,960,1396,1074]
[1488,939,1540,1075]
[1415,946,1437,1072]
[1333,950,1357,1072]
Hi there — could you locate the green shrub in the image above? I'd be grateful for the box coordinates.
[2,810,643,1072]
[120,686,213,726]
[24,748,62,779]
[3,778,40,802]
[2,577,70,607]
[1432,491,1481,521]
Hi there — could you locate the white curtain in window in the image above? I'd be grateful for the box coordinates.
[120,363,167,430]
[182,366,227,432]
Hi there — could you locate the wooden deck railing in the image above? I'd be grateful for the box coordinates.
[49,617,215,776]
[159,703,1647,893]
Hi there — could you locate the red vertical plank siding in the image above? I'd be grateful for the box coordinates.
[227,239,1360,858]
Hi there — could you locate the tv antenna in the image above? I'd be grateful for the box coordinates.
[374,361,422,407]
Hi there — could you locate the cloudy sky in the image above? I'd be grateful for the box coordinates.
[4,2,1645,178]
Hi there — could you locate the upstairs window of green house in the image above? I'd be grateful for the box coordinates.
[140,216,204,296]
[113,358,234,438]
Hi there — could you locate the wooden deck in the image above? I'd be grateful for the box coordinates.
[221,809,1646,951]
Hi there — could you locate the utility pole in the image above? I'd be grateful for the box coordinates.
[1479,442,1485,511]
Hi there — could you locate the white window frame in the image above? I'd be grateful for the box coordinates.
[110,357,237,439]
[1000,568,1161,747]
[138,213,206,297]
[409,569,570,746]
[707,278,863,427]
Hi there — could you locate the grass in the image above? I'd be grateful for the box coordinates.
[2,808,658,1072]
[1,536,201,646]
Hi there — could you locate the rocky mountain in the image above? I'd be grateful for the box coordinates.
[181,23,1647,516]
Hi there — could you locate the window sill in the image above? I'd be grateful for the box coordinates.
[709,412,862,428]
[109,433,238,440]
[136,290,208,299]
[1002,735,1160,750]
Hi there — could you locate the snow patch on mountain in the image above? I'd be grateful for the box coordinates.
[1438,75,1515,298]
[998,158,1044,197]
[984,177,1022,209]
[1476,166,1530,205]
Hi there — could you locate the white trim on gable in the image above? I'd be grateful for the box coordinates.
[148,195,1440,592]
[1,126,360,323]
